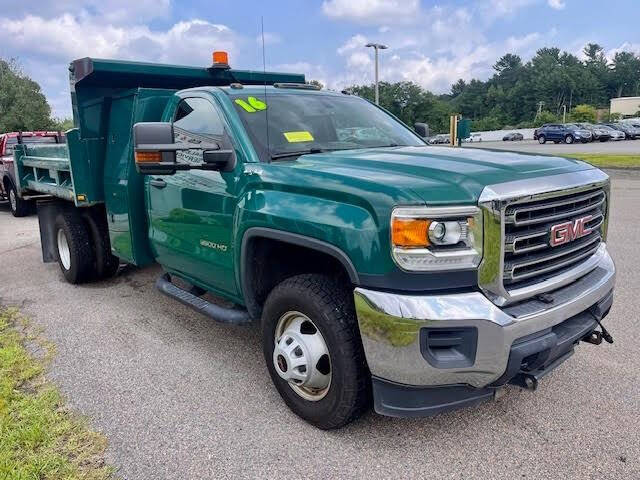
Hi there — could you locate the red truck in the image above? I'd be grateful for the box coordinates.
[0,131,65,216]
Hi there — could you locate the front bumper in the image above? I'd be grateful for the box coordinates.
[355,245,615,416]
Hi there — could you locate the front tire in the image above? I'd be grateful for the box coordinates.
[8,183,32,217]
[54,210,95,284]
[564,134,574,144]
[538,135,546,144]
[262,274,370,429]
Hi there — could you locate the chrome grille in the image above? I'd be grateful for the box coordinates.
[503,187,606,288]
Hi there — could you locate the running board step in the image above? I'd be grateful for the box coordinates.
[156,273,252,325]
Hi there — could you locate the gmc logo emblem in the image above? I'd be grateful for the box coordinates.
[549,215,593,247]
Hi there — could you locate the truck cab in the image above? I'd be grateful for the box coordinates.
[15,56,616,429]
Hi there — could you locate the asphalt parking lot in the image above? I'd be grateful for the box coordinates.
[465,139,640,155]
[0,170,638,479]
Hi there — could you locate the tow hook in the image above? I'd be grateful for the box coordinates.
[510,373,539,391]
[582,322,614,345]
[582,330,603,345]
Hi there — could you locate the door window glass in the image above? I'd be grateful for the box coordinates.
[174,97,225,140]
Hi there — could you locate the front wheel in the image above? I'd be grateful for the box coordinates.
[538,135,546,144]
[262,274,370,429]
[8,183,32,217]
[564,134,574,144]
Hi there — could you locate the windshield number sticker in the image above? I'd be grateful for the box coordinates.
[283,131,314,143]
[235,97,267,113]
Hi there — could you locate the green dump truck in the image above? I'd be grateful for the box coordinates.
[15,55,616,429]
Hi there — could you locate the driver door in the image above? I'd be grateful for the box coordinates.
[147,96,240,297]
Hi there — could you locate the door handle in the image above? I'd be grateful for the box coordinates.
[150,178,167,189]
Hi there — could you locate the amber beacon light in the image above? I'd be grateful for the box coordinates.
[212,51,230,69]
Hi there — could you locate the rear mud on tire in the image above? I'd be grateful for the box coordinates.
[54,210,95,284]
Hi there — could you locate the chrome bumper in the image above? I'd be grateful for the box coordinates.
[354,244,615,388]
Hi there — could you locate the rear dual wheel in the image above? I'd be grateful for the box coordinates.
[54,208,119,284]
[54,211,95,284]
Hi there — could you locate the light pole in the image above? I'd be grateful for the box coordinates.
[365,43,388,105]
[562,105,567,124]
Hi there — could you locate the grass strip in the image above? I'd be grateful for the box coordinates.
[565,154,640,168]
[0,307,114,480]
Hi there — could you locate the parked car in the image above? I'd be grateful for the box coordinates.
[534,124,591,144]
[603,123,640,139]
[573,123,610,142]
[14,56,617,429]
[0,131,65,216]
[427,133,450,145]
[597,125,625,141]
[502,132,524,141]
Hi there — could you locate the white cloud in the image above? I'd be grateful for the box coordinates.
[0,15,239,65]
[547,0,566,9]
[0,11,241,117]
[606,42,640,60]
[322,0,421,24]
[479,0,536,19]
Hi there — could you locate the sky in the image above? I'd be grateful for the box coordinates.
[0,0,638,118]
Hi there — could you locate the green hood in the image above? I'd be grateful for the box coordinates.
[292,146,594,205]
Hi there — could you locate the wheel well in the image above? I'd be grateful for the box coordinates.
[243,236,355,320]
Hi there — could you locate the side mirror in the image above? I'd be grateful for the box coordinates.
[133,122,178,175]
[414,122,429,138]
[203,148,236,172]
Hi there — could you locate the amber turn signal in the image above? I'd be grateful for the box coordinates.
[392,218,430,248]
[135,151,162,163]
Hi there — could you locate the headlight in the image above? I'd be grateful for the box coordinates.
[390,206,483,271]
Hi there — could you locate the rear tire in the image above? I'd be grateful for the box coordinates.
[54,210,95,284]
[538,135,546,144]
[8,183,32,217]
[262,274,370,429]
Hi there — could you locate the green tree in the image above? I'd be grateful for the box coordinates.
[533,111,559,127]
[582,43,611,105]
[568,104,597,123]
[51,117,75,131]
[0,58,54,132]
[610,51,640,97]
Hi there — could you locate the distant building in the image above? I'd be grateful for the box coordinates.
[610,96,640,117]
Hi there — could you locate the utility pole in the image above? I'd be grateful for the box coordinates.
[562,105,567,124]
[365,43,388,105]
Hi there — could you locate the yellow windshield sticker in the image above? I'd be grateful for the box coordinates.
[235,96,267,113]
[235,99,256,112]
[248,96,267,110]
[284,131,314,143]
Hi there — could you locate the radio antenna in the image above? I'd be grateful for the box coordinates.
[261,16,271,160]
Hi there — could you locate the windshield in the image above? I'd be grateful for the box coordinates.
[230,92,424,161]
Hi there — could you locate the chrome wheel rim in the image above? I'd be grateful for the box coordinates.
[9,189,16,211]
[57,228,71,270]
[273,311,331,401]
